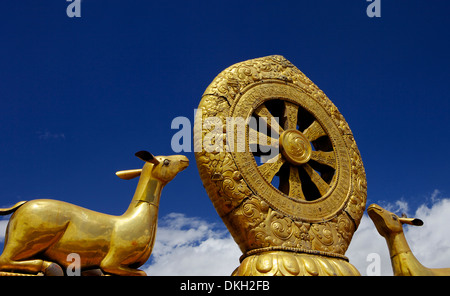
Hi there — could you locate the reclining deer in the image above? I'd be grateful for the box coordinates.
[368,203,450,276]
[0,151,188,276]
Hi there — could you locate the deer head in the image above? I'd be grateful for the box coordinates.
[367,204,423,238]
[116,151,189,184]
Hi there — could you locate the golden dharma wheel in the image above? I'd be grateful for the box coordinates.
[194,56,367,275]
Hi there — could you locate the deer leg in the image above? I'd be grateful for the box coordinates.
[100,264,147,276]
[0,256,63,276]
[0,239,63,275]
[0,227,66,276]
[100,250,147,276]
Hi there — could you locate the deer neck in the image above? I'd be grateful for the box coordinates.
[386,231,430,275]
[124,177,165,216]
[385,231,411,258]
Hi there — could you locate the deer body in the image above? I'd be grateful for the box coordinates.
[382,226,433,276]
[0,151,188,276]
[368,204,450,276]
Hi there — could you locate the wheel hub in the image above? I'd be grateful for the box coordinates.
[279,129,312,166]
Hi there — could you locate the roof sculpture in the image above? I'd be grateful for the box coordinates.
[194,55,367,275]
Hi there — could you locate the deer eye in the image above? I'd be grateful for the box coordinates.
[163,159,170,166]
[392,215,398,221]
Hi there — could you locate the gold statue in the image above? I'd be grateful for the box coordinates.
[0,151,188,276]
[194,55,366,275]
[368,204,450,276]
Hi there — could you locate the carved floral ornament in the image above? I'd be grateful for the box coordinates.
[194,55,367,275]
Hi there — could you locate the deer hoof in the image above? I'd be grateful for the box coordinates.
[43,262,64,276]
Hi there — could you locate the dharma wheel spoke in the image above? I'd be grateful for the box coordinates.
[248,127,279,148]
[252,99,335,201]
[258,155,285,183]
[303,120,327,142]
[254,104,284,136]
[310,150,336,169]
[288,166,306,200]
[283,101,299,130]
[303,163,330,196]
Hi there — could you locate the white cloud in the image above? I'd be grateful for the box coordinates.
[149,195,450,276]
[1,194,449,277]
[406,198,450,269]
[347,195,450,275]
[383,199,410,216]
[0,219,8,243]
[0,211,11,243]
[37,130,65,140]
[346,214,393,275]
[143,213,241,276]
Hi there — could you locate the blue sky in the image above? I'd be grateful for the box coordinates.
[1,1,449,275]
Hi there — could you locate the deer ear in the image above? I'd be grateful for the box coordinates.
[399,217,424,226]
[115,169,142,180]
[135,151,160,165]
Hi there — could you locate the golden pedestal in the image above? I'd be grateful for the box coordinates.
[234,251,359,276]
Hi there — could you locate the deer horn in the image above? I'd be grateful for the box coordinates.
[135,151,160,165]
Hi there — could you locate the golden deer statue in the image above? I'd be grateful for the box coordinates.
[367,203,450,276]
[0,151,188,276]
